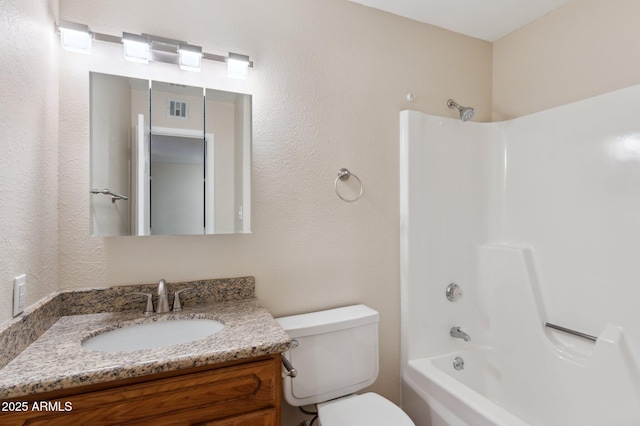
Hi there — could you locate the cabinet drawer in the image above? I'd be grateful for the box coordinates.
[2,358,278,426]
[200,408,275,426]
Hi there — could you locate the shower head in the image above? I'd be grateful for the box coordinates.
[447,99,475,122]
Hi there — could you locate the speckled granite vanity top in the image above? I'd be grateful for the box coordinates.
[0,277,291,399]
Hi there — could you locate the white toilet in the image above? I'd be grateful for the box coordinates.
[276,304,415,426]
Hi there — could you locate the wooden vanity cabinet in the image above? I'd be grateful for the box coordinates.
[202,408,276,426]
[1,354,282,426]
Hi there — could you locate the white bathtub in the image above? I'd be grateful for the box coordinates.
[402,345,640,426]
[402,348,528,426]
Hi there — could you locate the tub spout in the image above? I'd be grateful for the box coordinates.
[450,326,471,342]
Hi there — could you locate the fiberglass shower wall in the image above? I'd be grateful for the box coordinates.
[498,86,640,352]
[400,111,503,362]
[401,83,640,370]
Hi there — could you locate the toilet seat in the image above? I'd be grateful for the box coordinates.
[317,392,415,426]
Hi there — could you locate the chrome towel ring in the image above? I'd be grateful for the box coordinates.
[335,168,363,202]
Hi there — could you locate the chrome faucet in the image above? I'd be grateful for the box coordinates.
[156,279,170,314]
[133,280,194,314]
[450,326,471,342]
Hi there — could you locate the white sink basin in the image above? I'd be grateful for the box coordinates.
[82,318,224,352]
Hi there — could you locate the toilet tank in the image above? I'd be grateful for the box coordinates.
[276,304,379,407]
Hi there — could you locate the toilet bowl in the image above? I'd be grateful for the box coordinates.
[317,392,414,426]
[276,305,415,426]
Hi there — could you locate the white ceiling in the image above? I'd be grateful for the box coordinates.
[348,0,572,42]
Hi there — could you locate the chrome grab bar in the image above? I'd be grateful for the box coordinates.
[544,322,597,342]
[90,188,129,203]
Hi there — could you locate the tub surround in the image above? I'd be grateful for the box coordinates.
[0,276,291,399]
[400,83,640,425]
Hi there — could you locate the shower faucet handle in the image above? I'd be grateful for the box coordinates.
[446,283,463,301]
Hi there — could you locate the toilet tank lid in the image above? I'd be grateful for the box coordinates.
[276,304,379,338]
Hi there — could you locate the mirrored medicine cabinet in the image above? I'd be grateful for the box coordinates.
[90,72,251,236]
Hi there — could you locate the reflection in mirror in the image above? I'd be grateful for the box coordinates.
[90,73,148,236]
[90,73,251,236]
[150,82,205,235]
[205,88,252,234]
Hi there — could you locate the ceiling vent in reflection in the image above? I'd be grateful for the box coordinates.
[169,100,187,118]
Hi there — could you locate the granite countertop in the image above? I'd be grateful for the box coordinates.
[0,278,291,400]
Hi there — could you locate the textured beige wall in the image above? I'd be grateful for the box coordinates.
[57,0,492,412]
[493,0,640,121]
[10,0,640,420]
[0,0,59,326]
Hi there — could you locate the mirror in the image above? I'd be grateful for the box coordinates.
[90,73,251,236]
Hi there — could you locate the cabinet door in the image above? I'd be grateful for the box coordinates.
[1,358,279,426]
[200,408,275,426]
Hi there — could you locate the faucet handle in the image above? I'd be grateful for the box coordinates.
[132,292,154,315]
[172,288,194,312]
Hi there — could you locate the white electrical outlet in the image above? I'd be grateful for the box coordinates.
[13,274,26,317]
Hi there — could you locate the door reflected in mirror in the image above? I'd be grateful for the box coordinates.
[90,72,251,236]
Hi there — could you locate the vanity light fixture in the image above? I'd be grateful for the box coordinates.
[58,20,92,54]
[122,32,150,64]
[226,52,250,80]
[56,20,253,76]
[178,43,203,72]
